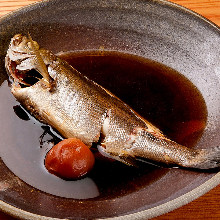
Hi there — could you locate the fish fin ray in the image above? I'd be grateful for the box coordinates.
[117,155,137,167]
[27,33,50,87]
[200,146,220,169]
[98,144,137,167]
[188,146,220,169]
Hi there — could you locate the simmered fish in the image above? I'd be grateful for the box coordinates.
[5,34,220,169]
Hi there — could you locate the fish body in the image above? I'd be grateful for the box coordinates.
[5,34,220,169]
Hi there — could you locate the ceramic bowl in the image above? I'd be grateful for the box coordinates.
[0,0,219,219]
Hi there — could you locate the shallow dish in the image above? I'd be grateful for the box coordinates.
[0,0,219,219]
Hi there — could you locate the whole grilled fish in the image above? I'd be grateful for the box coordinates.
[5,34,220,169]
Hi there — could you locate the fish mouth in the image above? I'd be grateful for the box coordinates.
[6,58,43,87]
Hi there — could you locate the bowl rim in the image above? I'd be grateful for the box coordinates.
[0,0,219,30]
[0,0,219,219]
[0,173,219,219]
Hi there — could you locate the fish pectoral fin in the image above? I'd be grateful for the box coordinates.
[27,33,51,88]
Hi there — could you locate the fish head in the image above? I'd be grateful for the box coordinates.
[5,34,55,88]
[6,34,37,85]
[5,34,59,122]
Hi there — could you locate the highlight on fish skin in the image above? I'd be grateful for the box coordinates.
[5,34,220,170]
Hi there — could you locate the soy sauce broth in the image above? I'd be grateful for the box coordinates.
[0,51,207,200]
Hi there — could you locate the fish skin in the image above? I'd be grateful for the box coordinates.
[5,34,220,169]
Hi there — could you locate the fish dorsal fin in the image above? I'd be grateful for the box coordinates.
[27,33,51,88]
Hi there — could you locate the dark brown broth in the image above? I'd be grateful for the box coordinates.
[0,51,207,200]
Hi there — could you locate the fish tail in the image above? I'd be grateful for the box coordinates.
[124,127,220,169]
[190,146,220,169]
